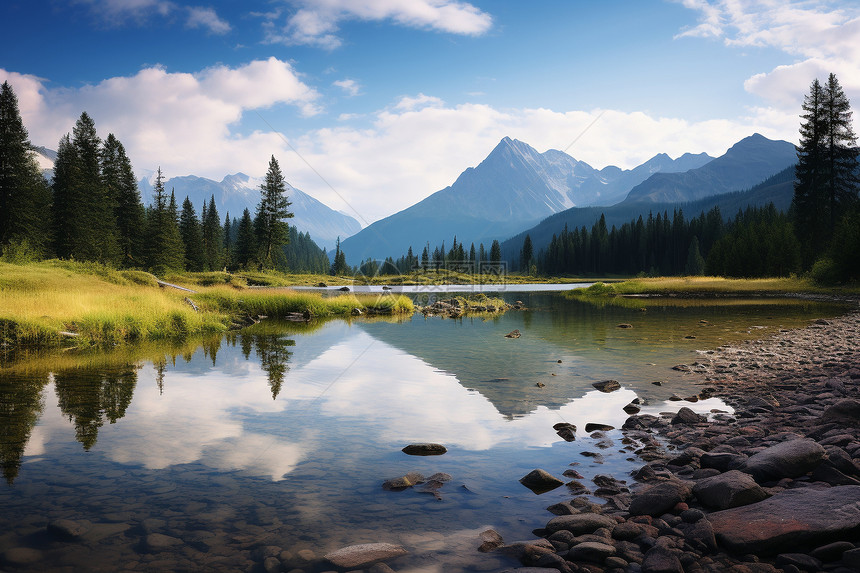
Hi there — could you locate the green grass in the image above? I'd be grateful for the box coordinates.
[566,276,860,299]
[0,261,412,347]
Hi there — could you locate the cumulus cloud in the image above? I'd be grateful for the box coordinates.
[677,1,860,110]
[332,78,360,97]
[262,0,492,48]
[74,0,176,25]
[1,58,319,186]
[186,6,231,34]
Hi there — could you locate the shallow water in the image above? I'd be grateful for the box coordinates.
[0,294,852,572]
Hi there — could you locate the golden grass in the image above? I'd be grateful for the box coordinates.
[0,261,413,347]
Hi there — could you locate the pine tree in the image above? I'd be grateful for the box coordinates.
[144,168,185,273]
[521,234,533,273]
[101,134,144,266]
[0,81,51,258]
[254,156,293,268]
[823,73,860,226]
[490,240,501,264]
[330,236,348,275]
[52,134,77,259]
[234,208,257,269]
[70,112,120,263]
[222,212,232,269]
[794,74,860,266]
[684,236,705,276]
[201,194,223,271]
[179,197,205,271]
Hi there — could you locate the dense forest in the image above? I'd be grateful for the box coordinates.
[0,81,328,274]
[1,75,858,281]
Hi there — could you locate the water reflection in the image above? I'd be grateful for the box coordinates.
[0,373,48,484]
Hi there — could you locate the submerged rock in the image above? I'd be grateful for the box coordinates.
[505,329,522,338]
[324,542,408,569]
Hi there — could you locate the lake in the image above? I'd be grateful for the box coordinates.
[0,292,852,572]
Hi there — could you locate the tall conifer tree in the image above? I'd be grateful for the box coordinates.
[179,197,205,271]
[202,194,223,271]
[144,168,184,273]
[234,208,257,269]
[0,81,51,257]
[254,156,293,268]
[101,134,144,266]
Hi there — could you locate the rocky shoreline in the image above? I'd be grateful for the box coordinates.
[487,309,860,573]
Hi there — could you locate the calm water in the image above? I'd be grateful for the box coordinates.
[0,294,853,572]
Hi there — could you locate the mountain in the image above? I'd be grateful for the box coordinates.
[136,173,361,251]
[622,133,796,204]
[340,137,713,265]
[32,147,359,251]
[500,164,798,261]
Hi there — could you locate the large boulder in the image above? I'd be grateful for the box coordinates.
[592,380,621,392]
[709,486,860,554]
[741,438,826,482]
[628,480,692,516]
[693,470,768,510]
[402,443,447,456]
[324,543,408,569]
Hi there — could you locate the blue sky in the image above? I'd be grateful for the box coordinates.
[2,0,859,223]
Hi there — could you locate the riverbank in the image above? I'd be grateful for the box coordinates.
[567,276,860,299]
[0,261,413,347]
[488,309,860,572]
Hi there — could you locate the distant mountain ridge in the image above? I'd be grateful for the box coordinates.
[622,133,796,204]
[136,172,361,251]
[31,146,360,251]
[340,137,713,264]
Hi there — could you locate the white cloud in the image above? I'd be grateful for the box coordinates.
[1,58,319,187]
[186,6,231,34]
[678,1,860,111]
[333,78,361,97]
[262,0,492,48]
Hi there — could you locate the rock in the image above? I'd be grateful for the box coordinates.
[678,519,717,553]
[810,463,860,486]
[585,423,615,432]
[478,529,504,552]
[567,541,616,561]
[368,564,397,573]
[843,547,860,569]
[143,533,182,552]
[617,323,633,328]
[505,329,521,338]
[324,543,408,569]
[251,546,282,561]
[810,541,855,562]
[700,452,748,472]
[553,422,577,441]
[775,553,822,571]
[338,286,350,291]
[671,407,705,425]
[520,469,564,493]
[741,438,826,482]
[709,486,860,554]
[693,470,768,510]
[592,380,621,393]
[382,472,424,490]
[628,480,692,517]
[402,443,447,456]
[545,513,617,535]
[821,399,860,427]
[641,546,683,573]
[316,282,327,287]
[1,548,43,566]
[47,518,90,540]
[262,556,281,573]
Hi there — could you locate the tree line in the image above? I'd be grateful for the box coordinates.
[0,81,328,274]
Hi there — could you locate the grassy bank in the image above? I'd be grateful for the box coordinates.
[566,276,860,299]
[0,261,413,347]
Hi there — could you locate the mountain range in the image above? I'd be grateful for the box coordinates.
[32,147,360,252]
[339,137,715,265]
[136,173,360,251]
